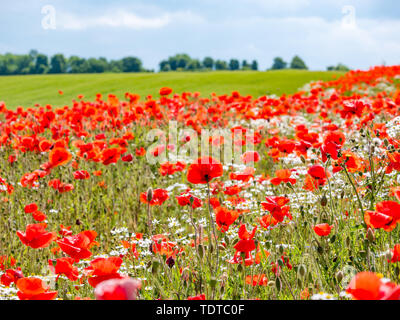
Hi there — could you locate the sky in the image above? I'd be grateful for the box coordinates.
[0,0,399,71]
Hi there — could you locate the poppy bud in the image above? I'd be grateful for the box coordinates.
[146,188,153,202]
[278,245,284,255]
[198,245,205,259]
[209,277,217,288]
[152,261,160,274]
[366,228,375,242]
[298,264,306,278]
[220,272,228,288]
[336,271,344,283]
[321,195,328,207]
[384,139,389,147]
[166,256,175,268]
[181,267,190,282]
[300,155,306,164]
[275,277,282,292]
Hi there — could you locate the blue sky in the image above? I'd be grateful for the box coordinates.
[1,0,399,70]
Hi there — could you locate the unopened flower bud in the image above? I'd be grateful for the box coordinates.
[366,228,375,242]
[146,188,153,202]
[298,264,307,278]
[166,256,175,268]
[181,267,190,282]
[220,272,228,288]
[336,271,344,283]
[321,195,328,207]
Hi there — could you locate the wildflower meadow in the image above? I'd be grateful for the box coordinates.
[1,65,400,301]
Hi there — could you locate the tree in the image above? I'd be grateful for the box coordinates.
[68,56,87,73]
[86,57,108,73]
[121,57,142,73]
[15,54,34,74]
[290,55,308,70]
[109,60,123,73]
[34,53,49,74]
[159,60,171,72]
[241,60,250,70]
[187,59,201,71]
[215,60,228,70]
[229,59,240,71]
[271,57,287,70]
[327,63,350,72]
[203,57,214,70]
[251,60,258,71]
[49,54,67,73]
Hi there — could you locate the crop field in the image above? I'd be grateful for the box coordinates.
[0,70,344,109]
[0,66,400,300]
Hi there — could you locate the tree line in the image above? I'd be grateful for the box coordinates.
[0,50,147,75]
[0,50,349,75]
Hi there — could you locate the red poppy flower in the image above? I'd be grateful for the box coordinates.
[304,165,327,191]
[57,230,98,262]
[49,257,79,281]
[246,274,268,286]
[85,257,124,288]
[261,196,291,223]
[95,277,142,300]
[48,179,74,193]
[31,210,47,222]
[49,147,72,167]
[39,139,52,152]
[140,188,169,206]
[73,170,90,180]
[241,151,260,164]
[229,167,255,182]
[121,154,133,162]
[24,203,38,214]
[101,148,121,165]
[347,272,400,300]
[135,147,146,157]
[16,277,57,300]
[16,223,56,249]
[159,87,173,96]
[187,157,223,184]
[364,201,400,231]
[176,192,202,209]
[270,169,296,186]
[313,223,332,236]
[230,224,257,266]
[0,255,16,271]
[390,244,400,263]
[215,207,239,232]
[187,294,206,300]
[1,268,24,287]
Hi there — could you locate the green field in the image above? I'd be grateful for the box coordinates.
[0,70,345,109]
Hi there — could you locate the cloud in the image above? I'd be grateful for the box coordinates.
[58,9,204,30]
